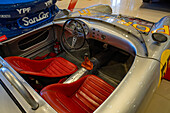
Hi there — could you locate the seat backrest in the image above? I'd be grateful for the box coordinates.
[5,57,35,72]
[71,75,115,112]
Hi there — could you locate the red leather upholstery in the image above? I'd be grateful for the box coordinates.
[4,56,77,77]
[40,75,115,113]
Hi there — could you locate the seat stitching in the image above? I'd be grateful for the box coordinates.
[81,85,103,104]
[85,81,110,97]
[48,63,63,74]
[52,60,68,73]
[55,96,71,112]
[88,78,114,93]
[72,93,92,113]
[56,59,75,71]
[78,89,100,107]
[42,90,71,112]
[42,62,62,74]
[84,83,108,98]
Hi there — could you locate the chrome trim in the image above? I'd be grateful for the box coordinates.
[64,67,88,84]
[0,67,39,110]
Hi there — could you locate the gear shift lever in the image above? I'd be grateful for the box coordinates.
[81,53,93,70]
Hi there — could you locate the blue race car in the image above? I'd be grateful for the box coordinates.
[0,0,59,41]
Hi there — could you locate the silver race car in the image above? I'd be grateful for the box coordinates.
[0,1,169,113]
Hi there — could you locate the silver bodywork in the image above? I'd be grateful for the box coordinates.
[0,57,56,113]
[0,4,169,113]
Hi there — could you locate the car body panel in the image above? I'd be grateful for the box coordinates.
[0,3,169,113]
[0,0,59,40]
[0,57,56,113]
[95,56,160,113]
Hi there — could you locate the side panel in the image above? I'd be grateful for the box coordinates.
[0,24,55,58]
[95,56,160,113]
[0,57,57,113]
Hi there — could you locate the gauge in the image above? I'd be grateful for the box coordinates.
[66,20,89,35]
[78,20,89,35]
[69,22,76,30]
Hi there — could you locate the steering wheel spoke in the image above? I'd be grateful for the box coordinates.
[71,36,78,48]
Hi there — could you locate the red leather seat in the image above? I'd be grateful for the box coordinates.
[4,56,77,77]
[40,75,115,113]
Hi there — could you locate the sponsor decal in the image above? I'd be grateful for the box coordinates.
[152,25,170,35]
[45,0,53,7]
[117,19,151,33]
[117,20,133,26]
[18,9,51,28]
[129,18,153,27]
[0,15,11,18]
[160,49,170,78]
[78,9,170,34]
[0,35,7,42]
[78,9,152,33]
[133,24,150,32]
[16,7,31,14]
[158,49,170,87]
[78,9,91,16]
[99,15,110,19]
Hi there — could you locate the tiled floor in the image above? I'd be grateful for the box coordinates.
[145,79,170,113]
[56,0,170,113]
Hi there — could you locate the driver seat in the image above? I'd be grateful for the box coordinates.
[40,75,115,113]
[4,56,78,77]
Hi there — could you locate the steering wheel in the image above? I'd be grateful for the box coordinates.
[60,19,86,50]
